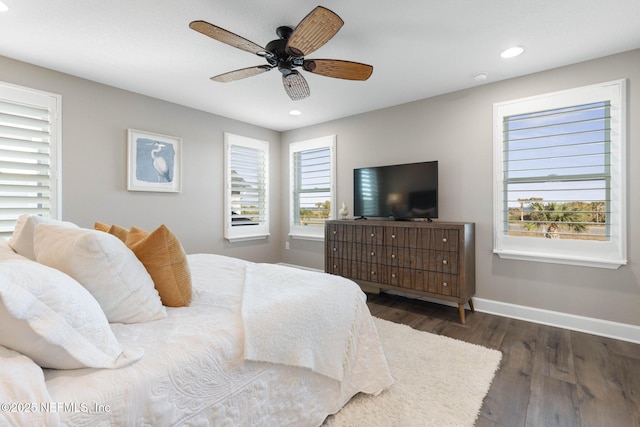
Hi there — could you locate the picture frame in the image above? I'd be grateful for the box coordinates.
[127,129,182,192]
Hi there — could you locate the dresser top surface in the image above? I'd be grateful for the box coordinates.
[326,219,474,229]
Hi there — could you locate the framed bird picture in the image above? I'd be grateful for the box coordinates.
[127,129,182,192]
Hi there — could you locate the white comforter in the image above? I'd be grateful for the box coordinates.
[2,254,393,426]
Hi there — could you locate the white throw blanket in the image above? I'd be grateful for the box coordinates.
[241,263,365,383]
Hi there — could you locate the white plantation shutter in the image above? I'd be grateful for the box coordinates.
[0,83,61,239]
[289,135,336,240]
[493,80,626,269]
[224,133,269,242]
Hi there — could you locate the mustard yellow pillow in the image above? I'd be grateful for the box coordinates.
[108,224,128,242]
[94,221,110,232]
[94,222,129,242]
[125,225,192,307]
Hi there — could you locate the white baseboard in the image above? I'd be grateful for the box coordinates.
[277,264,640,344]
[277,262,323,272]
[473,297,640,344]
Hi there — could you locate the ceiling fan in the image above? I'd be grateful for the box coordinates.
[189,6,373,101]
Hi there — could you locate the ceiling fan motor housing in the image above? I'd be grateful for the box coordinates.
[265,27,304,77]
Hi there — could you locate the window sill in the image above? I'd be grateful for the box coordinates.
[288,233,324,242]
[493,249,627,269]
[225,234,269,243]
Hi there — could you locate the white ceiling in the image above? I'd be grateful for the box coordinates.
[1,1,639,131]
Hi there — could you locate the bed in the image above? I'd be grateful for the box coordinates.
[0,215,394,426]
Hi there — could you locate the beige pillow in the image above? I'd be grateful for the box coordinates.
[126,225,192,307]
[9,214,78,260]
[33,224,166,324]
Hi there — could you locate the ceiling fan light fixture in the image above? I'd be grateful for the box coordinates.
[282,70,310,100]
[500,46,525,58]
[289,110,302,116]
[0,1,9,12]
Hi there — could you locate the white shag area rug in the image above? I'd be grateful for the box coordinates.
[324,317,502,427]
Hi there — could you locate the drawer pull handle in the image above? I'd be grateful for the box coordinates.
[443,260,448,265]
[392,234,396,239]
[371,271,376,275]
[332,247,337,251]
[333,265,337,269]
[443,237,448,243]
[391,273,396,278]
[391,254,396,259]
[443,282,448,287]
[371,252,375,256]
[333,230,336,234]
[370,233,374,237]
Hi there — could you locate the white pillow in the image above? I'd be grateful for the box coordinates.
[33,224,166,324]
[8,214,78,260]
[0,258,143,369]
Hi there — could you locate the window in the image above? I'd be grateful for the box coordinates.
[224,133,269,242]
[493,80,627,268]
[289,135,336,240]
[0,82,61,240]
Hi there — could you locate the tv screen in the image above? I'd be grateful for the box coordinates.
[353,161,438,220]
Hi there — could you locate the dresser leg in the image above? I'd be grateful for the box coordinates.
[458,304,466,324]
[468,298,475,312]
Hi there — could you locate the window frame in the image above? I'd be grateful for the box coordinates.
[493,79,627,269]
[289,135,336,241]
[223,132,269,242]
[0,81,62,239]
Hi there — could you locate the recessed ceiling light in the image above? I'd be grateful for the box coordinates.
[500,46,525,59]
[473,72,488,82]
[289,110,301,116]
[0,1,9,12]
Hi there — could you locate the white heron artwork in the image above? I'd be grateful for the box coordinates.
[135,138,175,183]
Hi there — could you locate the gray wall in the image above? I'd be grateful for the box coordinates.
[281,49,640,327]
[0,55,282,262]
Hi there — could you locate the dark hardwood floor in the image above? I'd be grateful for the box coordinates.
[366,292,640,427]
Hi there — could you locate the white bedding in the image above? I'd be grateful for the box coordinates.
[4,254,393,426]
[242,262,366,382]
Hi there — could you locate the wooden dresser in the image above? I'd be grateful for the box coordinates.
[325,219,475,324]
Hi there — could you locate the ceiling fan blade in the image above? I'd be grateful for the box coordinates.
[303,59,373,81]
[189,20,265,55]
[286,6,344,57]
[211,66,273,83]
[282,71,310,100]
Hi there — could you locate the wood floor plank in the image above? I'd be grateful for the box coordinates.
[480,366,531,427]
[533,326,576,384]
[496,318,538,374]
[525,374,580,427]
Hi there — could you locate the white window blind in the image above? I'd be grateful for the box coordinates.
[0,82,61,240]
[493,80,626,269]
[289,135,335,240]
[224,133,269,242]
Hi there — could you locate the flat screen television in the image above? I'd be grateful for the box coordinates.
[353,160,438,220]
